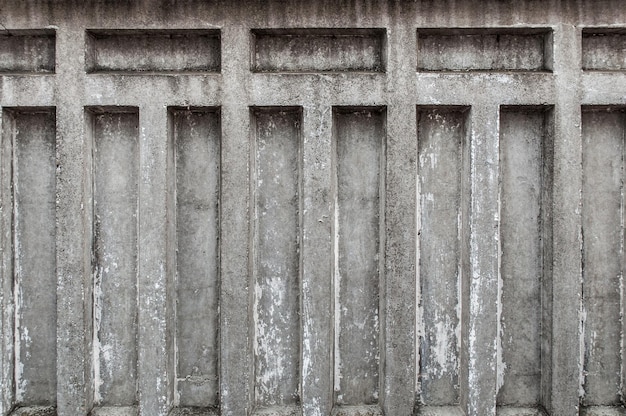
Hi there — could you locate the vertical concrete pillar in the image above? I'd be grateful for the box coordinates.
[55,25,91,416]
[550,23,583,416]
[220,24,252,416]
[137,105,172,416]
[301,104,333,416]
[464,104,500,416]
[384,18,417,416]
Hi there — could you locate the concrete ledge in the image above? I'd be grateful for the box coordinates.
[168,407,219,416]
[496,406,548,416]
[414,406,465,416]
[10,406,56,416]
[252,405,302,416]
[89,406,137,416]
[330,405,383,416]
[580,406,626,416]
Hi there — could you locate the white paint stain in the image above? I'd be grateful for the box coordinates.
[93,263,104,404]
[579,306,587,398]
[333,192,342,394]
[496,191,505,394]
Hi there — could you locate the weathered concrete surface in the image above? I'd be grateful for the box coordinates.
[0,32,55,73]
[334,108,383,409]
[86,30,220,73]
[173,109,220,409]
[0,1,624,416]
[417,108,466,407]
[582,30,626,71]
[581,109,624,407]
[91,110,139,408]
[253,29,385,73]
[498,108,550,408]
[10,110,57,407]
[253,108,301,409]
[417,29,549,72]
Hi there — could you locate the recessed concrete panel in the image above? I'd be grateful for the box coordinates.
[172,109,221,409]
[333,108,384,409]
[90,109,139,407]
[582,29,626,71]
[252,29,385,73]
[417,29,551,72]
[498,108,553,409]
[252,108,302,410]
[417,107,468,407]
[0,31,55,73]
[581,108,625,408]
[85,30,220,73]
[2,109,56,407]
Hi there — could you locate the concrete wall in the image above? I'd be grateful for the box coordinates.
[0,1,625,415]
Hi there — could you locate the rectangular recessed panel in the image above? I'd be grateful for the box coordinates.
[0,31,55,73]
[581,108,625,407]
[582,29,626,71]
[91,110,139,406]
[334,108,384,407]
[498,108,551,408]
[417,28,550,72]
[252,29,385,72]
[86,30,220,73]
[173,109,220,409]
[417,108,467,406]
[253,108,302,409]
[3,109,57,406]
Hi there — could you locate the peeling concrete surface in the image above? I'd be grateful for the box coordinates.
[0,1,624,416]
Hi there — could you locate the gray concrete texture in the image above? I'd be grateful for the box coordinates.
[0,1,625,416]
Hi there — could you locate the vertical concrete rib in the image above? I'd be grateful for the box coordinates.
[549,22,582,416]
[301,104,333,416]
[465,104,499,416]
[55,25,91,416]
[137,105,171,416]
[220,24,251,416]
[384,16,417,416]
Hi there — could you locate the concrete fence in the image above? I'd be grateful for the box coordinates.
[0,1,625,415]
